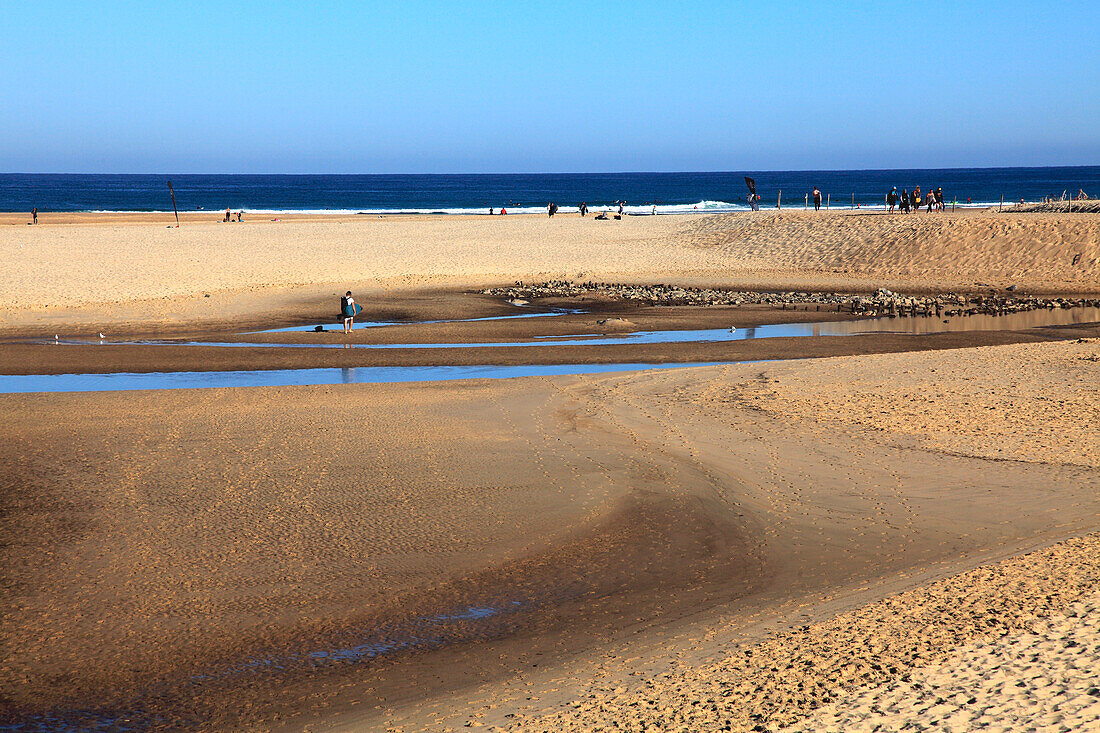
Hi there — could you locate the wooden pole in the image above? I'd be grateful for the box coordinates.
[827,193,830,209]
[778,190,782,210]
[805,193,808,210]
[851,193,854,210]
[999,194,1003,212]
[167,181,180,228]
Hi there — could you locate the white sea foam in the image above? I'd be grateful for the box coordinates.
[83,199,1014,216]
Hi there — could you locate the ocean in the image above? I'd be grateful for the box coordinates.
[1,167,1098,215]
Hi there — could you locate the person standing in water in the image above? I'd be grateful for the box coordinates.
[812,187,822,211]
[341,291,357,334]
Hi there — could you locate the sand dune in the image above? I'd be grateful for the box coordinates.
[2,210,1098,328]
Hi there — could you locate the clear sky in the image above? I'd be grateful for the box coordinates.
[2,1,1097,173]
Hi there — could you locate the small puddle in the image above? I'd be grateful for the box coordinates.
[0,600,528,732]
[0,362,730,395]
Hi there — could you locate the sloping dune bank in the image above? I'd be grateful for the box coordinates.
[1,210,1098,328]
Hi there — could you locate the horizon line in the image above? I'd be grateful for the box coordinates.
[3,163,1099,177]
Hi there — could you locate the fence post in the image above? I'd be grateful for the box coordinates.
[999,194,1003,212]
[827,194,830,209]
[778,190,782,210]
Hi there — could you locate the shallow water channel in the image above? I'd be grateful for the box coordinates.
[5,306,1097,395]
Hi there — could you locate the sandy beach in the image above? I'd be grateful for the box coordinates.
[2,209,1098,332]
[2,211,1099,731]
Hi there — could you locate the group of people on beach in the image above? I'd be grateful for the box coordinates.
[887,186,946,213]
[223,208,244,222]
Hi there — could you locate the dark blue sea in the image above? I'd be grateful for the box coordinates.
[1,167,1097,215]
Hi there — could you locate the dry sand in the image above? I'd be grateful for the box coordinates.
[786,588,1100,732]
[2,209,1099,330]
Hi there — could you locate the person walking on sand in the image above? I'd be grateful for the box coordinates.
[341,291,357,334]
[900,189,910,214]
[912,186,921,212]
[31,207,37,224]
[887,187,898,213]
[812,187,822,211]
[579,201,587,217]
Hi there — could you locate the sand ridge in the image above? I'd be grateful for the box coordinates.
[493,534,1100,732]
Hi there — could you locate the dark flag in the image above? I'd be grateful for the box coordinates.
[167,181,180,228]
[744,177,756,196]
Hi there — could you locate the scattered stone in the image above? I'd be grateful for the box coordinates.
[482,282,1100,319]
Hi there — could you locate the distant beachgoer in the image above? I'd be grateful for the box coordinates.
[489,207,494,215]
[926,190,935,212]
[236,211,243,222]
[501,208,507,215]
[618,201,624,216]
[912,187,921,211]
[900,189,910,213]
[547,202,553,217]
[651,204,657,215]
[341,291,357,334]
[887,187,898,213]
[812,187,822,211]
[750,194,760,212]
[31,207,37,224]
[579,202,588,217]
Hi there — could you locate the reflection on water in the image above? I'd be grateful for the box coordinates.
[0,362,728,395]
[251,308,581,333]
[0,601,525,733]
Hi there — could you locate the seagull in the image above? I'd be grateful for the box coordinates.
[729,326,737,333]
[98,332,105,340]
[54,334,59,341]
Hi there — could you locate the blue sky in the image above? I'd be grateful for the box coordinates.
[2,1,1097,173]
